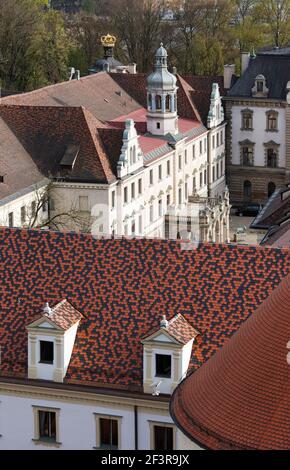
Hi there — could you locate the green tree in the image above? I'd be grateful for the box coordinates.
[255,0,290,48]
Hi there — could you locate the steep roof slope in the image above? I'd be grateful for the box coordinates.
[0,117,44,201]
[171,272,290,450]
[0,73,142,122]
[0,228,290,392]
[0,105,118,184]
[228,52,290,100]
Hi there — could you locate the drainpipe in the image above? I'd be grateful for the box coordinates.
[134,405,138,450]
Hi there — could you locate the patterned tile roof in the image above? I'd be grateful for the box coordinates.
[143,314,199,345]
[170,272,290,450]
[1,228,290,392]
[30,299,83,331]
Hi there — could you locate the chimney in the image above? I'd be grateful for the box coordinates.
[172,66,177,75]
[241,52,250,75]
[127,63,137,74]
[223,64,235,90]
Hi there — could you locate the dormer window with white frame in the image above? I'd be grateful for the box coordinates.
[142,314,199,395]
[252,74,269,98]
[26,300,83,383]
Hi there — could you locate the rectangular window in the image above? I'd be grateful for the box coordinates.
[158,165,162,180]
[155,354,171,378]
[38,411,56,443]
[48,198,55,211]
[217,133,219,147]
[39,341,54,364]
[79,196,88,212]
[124,225,128,236]
[192,145,196,160]
[167,160,170,176]
[100,418,118,449]
[242,111,253,130]
[267,113,278,131]
[138,178,142,195]
[95,416,120,450]
[185,182,188,199]
[139,215,142,234]
[8,212,14,228]
[178,155,182,170]
[167,194,170,207]
[185,149,187,164]
[158,199,162,217]
[153,425,173,451]
[199,141,202,154]
[242,146,253,166]
[157,122,160,130]
[212,166,215,182]
[216,163,219,179]
[150,169,153,185]
[221,130,224,145]
[199,172,203,188]
[21,206,26,224]
[204,138,207,153]
[111,191,115,209]
[204,169,207,185]
[124,187,128,204]
[131,219,135,235]
[212,135,215,149]
[131,182,135,200]
[192,176,196,190]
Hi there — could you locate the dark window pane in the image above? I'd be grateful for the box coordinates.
[154,426,173,450]
[100,418,118,449]
[39,411,56,442]
[156,354,171,378]
[40,341,54,364]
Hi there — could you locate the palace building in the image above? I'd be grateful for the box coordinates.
[0,42,228,243]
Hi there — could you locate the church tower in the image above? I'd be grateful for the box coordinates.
[147,43,178,136]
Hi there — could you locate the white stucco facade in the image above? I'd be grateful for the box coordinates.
[231,104,286,167]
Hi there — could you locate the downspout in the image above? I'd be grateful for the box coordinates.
[134,405,138,450]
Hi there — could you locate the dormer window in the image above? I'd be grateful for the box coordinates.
[39,341,54,364]
[27,300,83,382]
[142,314,199,395]
[252,74,269,97]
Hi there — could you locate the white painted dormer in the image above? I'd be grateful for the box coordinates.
[117,119,143,178]
[26,300,83,383]
[142,314,199,395]
[207,83,224,129]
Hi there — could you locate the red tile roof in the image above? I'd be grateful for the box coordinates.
[1,228,290,393]
[171,272,290,449]
[143,314,199,345]
[0,105,118,184]
[31,299,83,331]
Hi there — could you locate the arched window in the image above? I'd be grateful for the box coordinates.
[166,95,171,112]
[243,180,252,200]
[148,94,152,110]
[268,182,276,198]
[156,95,162,111]
[133,145,136,164]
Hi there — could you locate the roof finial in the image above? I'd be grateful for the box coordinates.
[43,302,52,316]
[160,42,163,47]
[160,315,169,328]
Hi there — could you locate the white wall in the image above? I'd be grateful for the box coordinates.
[0,392,194,451]
[231,105,286,167]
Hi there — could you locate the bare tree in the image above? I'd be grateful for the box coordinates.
[26,182,94,232]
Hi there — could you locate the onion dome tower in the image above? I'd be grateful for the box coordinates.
[146,43,178,136]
